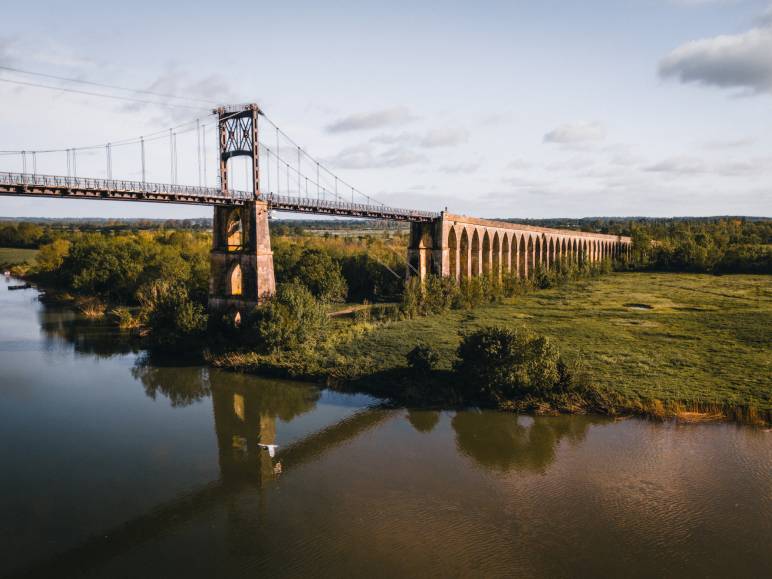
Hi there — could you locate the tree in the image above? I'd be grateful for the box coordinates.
[454,326,562,403]
[406,343,439,375]
[288,249,348,303]
[34,239,71,274]
[246,282,328,352]
[137,280,207,350]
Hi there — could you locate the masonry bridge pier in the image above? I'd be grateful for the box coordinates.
[0,102,631,321]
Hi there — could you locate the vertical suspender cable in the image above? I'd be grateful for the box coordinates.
[106,143,112,180]
[173,131,178,185]
[66,149,71,178]
[169,128,174,184]
[297,146,301,197]
[276,127,280,196]
[196,118,202,187]
[32,151,36,177]
[21,151,26,174]
[316,162,320,202]
[73,150,77,179]
[141,136,146,184]
[265,148,271,193]
[286,163,290,197]
[202,124,207,187]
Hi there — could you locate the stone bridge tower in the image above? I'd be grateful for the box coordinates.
[209,104,276,323]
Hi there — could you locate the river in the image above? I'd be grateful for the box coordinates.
[0,275,770,578]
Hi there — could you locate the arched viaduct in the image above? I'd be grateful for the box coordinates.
[407,212,632,281]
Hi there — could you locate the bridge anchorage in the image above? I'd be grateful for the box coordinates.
[0,102,632,324]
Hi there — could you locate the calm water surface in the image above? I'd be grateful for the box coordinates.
[0,276,770,578]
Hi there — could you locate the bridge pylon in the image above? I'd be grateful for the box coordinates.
[209,104,276,324]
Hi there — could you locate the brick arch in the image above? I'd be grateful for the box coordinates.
[459,227,470,279]
[512,233,520,278]
[447,225,459,281]
[471,228,481,277]
[548,237,555,269]
[518,233,528,279]
[560,238,567,265]
[492,231,501,277]
[226,207,244,251]
[534,235,542,273]
[501,232,510,274]
[227,261,243,296]
[482,230,492,276]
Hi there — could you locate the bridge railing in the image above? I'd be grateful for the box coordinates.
[0,172,440,220]
[265,193,440,220]
[0,172,253,201]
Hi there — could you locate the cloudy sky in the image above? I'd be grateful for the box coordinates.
[1,0,771,219]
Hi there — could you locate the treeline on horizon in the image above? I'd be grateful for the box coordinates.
[1,216,770,276]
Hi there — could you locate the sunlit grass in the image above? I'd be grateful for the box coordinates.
[338,273,772,414]
[0,247,38,267]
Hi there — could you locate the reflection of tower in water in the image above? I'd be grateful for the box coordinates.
[210,374,320,486]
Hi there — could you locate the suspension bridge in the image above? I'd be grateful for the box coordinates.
[0,99,631,321]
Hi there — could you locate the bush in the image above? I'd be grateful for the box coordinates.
[137,280,207,349]
[454,326,563,403]
[406,343,439,375]
[246,282,328,353]
[288,249,348,303]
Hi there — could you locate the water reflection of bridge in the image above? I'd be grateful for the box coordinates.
[12,361,604,578]
[12,368,393,578]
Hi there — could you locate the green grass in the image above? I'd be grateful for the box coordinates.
[338,273,772,413]
[0,247,38,267]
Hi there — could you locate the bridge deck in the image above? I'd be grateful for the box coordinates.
[0,172,440,222]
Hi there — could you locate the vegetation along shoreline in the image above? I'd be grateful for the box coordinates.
[2,217,770,425]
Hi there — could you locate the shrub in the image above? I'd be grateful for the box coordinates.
[406,343,439,375]
[288,248,348,303]
[246,282,328,353]
[137,280,207,349]
[34,239,71,274]
[454,326,563,403]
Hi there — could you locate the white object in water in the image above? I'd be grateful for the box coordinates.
[258,443,278,458]
[3,271,9,276]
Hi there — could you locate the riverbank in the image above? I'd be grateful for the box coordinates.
[210,272,772,425]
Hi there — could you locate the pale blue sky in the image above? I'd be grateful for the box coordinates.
[1,0,770,218]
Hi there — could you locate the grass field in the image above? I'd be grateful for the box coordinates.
[0,247,38,267]
[338,273,771,414]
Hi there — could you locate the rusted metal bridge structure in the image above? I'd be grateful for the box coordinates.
[0,103,631,321]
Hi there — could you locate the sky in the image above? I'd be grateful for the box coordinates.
[0,0,771,219]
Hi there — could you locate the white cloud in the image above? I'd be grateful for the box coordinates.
[325,142,427,169]
[506,158,533,170]
[644,155,770,176]
[543,121,607,144]
[325,106,416,133]
[419,128,469,148]
[370,127,469,148]
[439,161,481,174]
[658,14,772,94]
[645,156,707,175]
[701,136,755,149]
